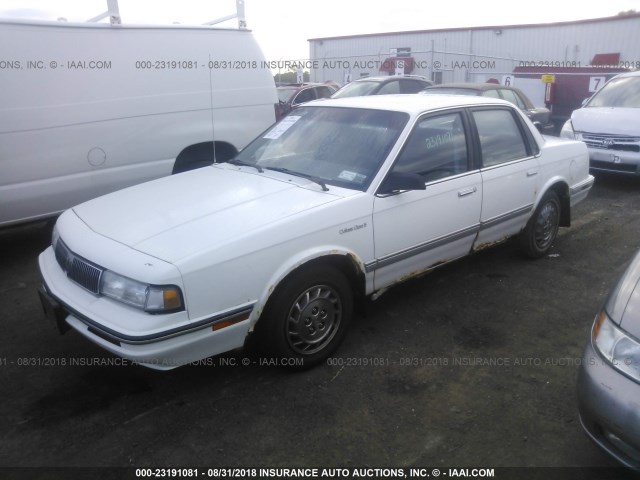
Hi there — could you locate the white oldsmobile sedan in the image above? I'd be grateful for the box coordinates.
[38,95,594,370]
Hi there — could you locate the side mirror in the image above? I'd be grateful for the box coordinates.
[532,121,544,134]
[378,172,426,195]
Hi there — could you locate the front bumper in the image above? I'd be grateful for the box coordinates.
[39,247,252,370]
[577,340,640,470]
[588,148,640,175]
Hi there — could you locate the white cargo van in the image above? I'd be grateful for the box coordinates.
[0,1,278,227]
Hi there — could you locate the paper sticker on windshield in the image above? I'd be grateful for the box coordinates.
[263,116,301,139]
[338,170,367,184]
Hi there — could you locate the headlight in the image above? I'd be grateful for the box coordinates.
[100,270,184,313]
[593,309,640,382]
[560,119,576,140]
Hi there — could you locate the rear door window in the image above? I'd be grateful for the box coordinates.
[293,88,316,105]
[315,86,334,99]
[472,109,528,167]
[500,89,526,109]
[377,81,401,95]
[481,89,500,99]
[400,80,427,93]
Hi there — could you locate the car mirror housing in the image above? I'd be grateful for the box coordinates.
[378,172,426,195]
[532,121,544,134]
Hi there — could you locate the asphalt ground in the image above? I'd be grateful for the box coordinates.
[1,172,639,480]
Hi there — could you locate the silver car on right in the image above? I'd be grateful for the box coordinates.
[578,249,640,471]
[561,71,640,175]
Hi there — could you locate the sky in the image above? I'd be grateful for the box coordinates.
[1,0,640,62]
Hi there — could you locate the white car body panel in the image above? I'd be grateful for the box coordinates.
[72,164,346,262]
[0,19,277,227]
[571,108,639,137]
[372,172,482,290]
[38,95,594,369]
[65,314,250,370]
[39,246,189,338]
[476,157,540,248]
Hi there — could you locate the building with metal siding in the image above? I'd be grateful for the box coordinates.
[308,13,640,86]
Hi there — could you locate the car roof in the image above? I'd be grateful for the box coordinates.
[277,83,329,89]
[305,94,514,115]
[426,83,509,91]
[614,70,640,78]
[352,75,429,82]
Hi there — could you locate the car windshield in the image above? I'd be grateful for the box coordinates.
[587,76,640,108]
[277,88,297,103]
[233,106,409,191]
[422,88,479,96]
[332,81,380,98]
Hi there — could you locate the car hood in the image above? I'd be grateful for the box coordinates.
[606,250,640,338]
[73,164,344,263]
[572,107,640,136]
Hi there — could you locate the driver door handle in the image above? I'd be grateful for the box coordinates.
[458,187,477,197]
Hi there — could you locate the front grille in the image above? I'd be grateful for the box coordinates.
[54,239,71,270]
[54,239,103,294]
[582,133,640,153]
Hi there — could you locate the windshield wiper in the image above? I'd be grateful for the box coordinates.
[227,159,263,173]
[264,167,329,191]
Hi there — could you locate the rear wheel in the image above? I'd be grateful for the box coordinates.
[519,190,560,258]
[259,265,353,369]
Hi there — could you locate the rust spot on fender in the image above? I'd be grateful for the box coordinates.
[347,252,366,273]
[472,236,510,252]
[398,260,448,283]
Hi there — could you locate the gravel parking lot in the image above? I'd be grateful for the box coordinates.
[1,173,639,479]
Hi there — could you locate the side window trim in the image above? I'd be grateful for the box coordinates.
[477,155,537,172]
[461,108,482,171]
[515,110,541,157]
[498,89,523,109]
[512,91,527,110]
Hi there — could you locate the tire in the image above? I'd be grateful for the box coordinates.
[259,265,353,370]
[519,190,560,258]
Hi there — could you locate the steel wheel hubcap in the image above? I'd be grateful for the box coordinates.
[534,201,559,249]
[286,285,341,355]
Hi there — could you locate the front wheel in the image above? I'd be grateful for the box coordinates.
[259,265,353,369]
[519,190,560,258]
